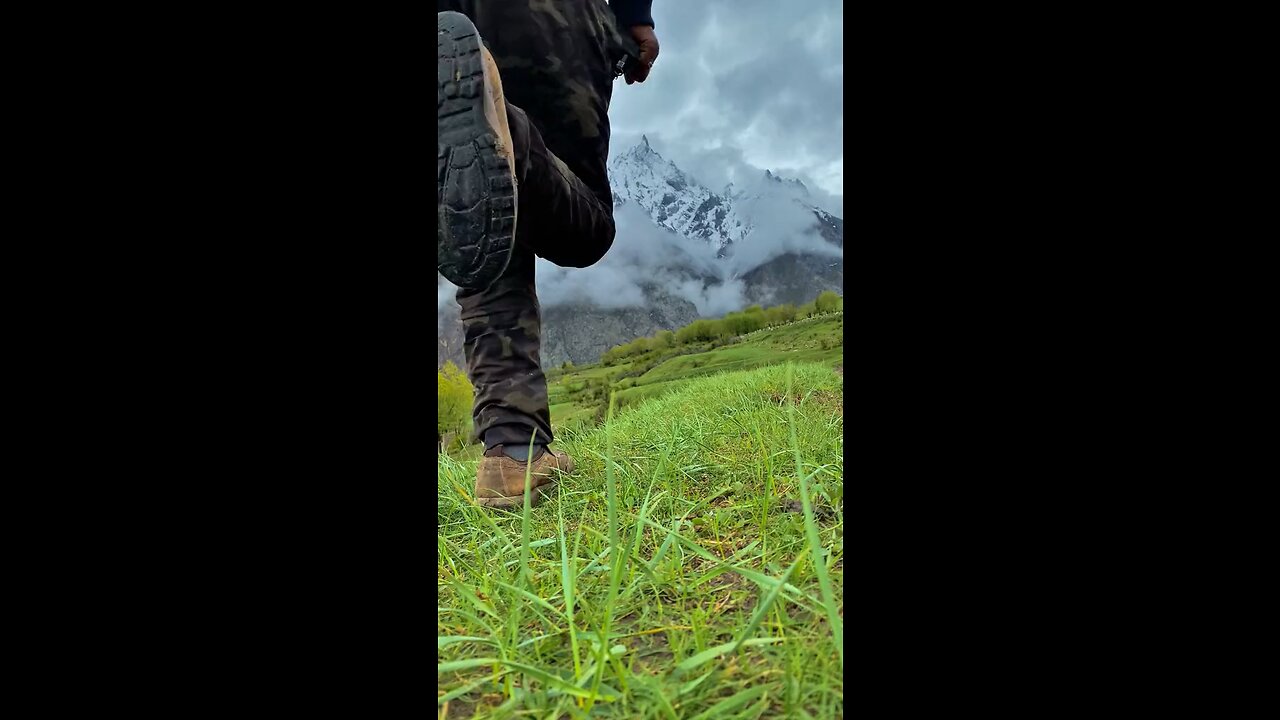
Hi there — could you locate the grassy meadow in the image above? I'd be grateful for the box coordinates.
[438,351,845,717]
[545,312,844,437]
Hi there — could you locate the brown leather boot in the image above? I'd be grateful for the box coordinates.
[474,446,575,509]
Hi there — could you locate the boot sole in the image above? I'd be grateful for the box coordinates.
[475,482,558,509]
[437,12,517,291]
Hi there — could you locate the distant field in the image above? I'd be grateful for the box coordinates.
[547,312,844,435]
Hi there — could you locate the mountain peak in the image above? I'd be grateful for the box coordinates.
[608,136,745,253]
[759,169,810,196]
[622,135,658,161]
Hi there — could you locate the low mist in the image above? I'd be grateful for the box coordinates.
[533,202,730,313]
[724,175,844,275]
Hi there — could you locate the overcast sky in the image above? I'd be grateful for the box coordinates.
[608,0,843,212]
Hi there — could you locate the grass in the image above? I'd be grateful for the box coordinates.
[438,362,844,718]
[545,312,844,436]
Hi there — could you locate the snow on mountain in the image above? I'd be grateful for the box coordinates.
[608,137,840,264]
[605,138,844,319]
[607,135,747,253]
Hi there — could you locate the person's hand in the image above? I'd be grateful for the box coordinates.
[625,25,659,84]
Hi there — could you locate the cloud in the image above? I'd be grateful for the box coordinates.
[438,275,457,313]
[723,174,844,275]
[534,202,726,311]
[608,0,844,199]
[673,275,749,317]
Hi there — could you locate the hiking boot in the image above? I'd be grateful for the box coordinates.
[437,11,518,291]
[474,446,575,509]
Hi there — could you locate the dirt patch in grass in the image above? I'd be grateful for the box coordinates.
[778,499,838,521]
[810,390,842,414]
[632,631,674,674]
[440,694,482,720]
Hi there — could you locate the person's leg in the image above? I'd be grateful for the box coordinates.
[439,0,624,457]
[456,243,551,450]
[506,102,616,268]
[442,0,622,265]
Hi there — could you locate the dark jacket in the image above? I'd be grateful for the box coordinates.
[610,0,654,28]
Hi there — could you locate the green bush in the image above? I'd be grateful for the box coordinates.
[727,311,766,336]
[603,335,658,366]
[437,362,473,440]
[815,290,841,314]
[764,304,797,326]
[613,295,827,367]
[676,318,721,344]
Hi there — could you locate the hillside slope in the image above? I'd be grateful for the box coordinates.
[547,312,844,435]
[437,361,845,717]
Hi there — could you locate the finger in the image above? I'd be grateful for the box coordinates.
[644,41,659,64]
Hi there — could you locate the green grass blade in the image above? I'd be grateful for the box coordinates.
[501,659,620,701]
[444,657,619,702]
[687,685,770,720]
[438,658,499,674]
[675,637,785,674]
[451,579,500,621]
[519,433,536,586]
[437,635,493,650]
[437,670,508,705]
[586,391,625,713]
[558,492,582,681]
[788,363,844,669]
[733,556,801,648]
[490,578,565,618]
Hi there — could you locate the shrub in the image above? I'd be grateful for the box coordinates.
[603,335,659,365]
[815,290,841,313]
[676,318,720,344]
[438,362,473,439]
[764,304,797,326]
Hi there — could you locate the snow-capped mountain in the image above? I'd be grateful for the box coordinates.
[607,138,840,263]
[608,136,747,254]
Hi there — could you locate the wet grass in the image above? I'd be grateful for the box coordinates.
[438,362,844,718]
